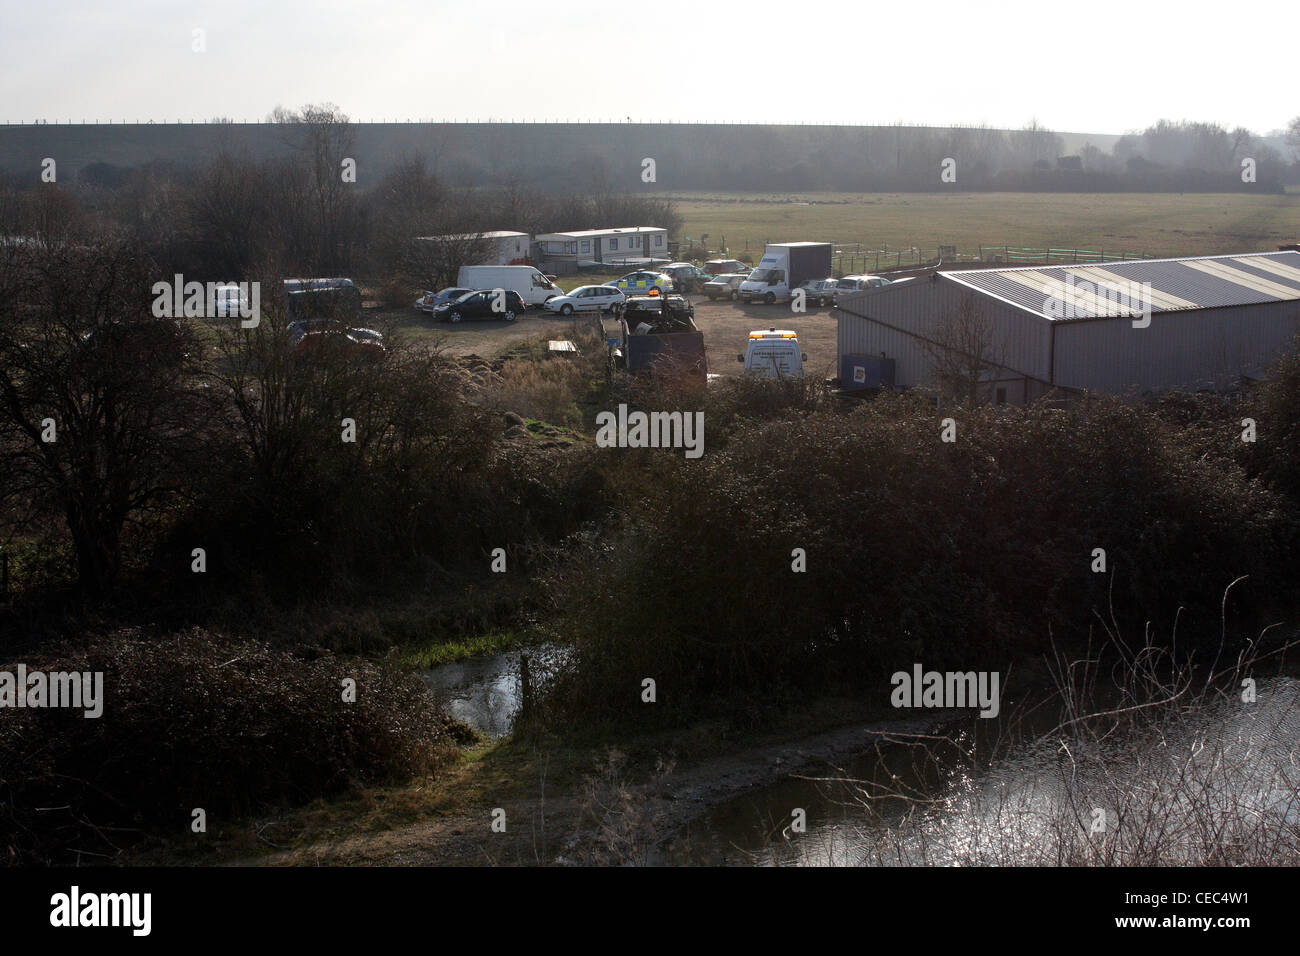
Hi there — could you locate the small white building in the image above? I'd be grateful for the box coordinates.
[415,231,531,265]
[533,227,669,268]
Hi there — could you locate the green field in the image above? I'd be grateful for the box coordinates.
[667,192,1300,265]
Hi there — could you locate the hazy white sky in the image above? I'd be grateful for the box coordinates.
[1,0,1294,135]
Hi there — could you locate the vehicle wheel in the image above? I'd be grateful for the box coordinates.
[561,304,574,316]
[450,311,461,323]
[504,310,516,322]
[730,290,738,301]
[764,292,776,305]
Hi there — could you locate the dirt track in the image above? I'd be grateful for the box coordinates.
[248,710,955,867]
[370,295,841,379]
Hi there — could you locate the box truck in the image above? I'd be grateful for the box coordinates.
[457,265,564,308]
[738,242,833,304]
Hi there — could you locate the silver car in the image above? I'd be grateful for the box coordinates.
[543,284,625,315]
[701,273,748,300]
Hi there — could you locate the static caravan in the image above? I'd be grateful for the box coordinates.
[415,231,532,266]
[533,227,669,269]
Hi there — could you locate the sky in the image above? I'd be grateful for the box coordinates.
[1,0,1295,136]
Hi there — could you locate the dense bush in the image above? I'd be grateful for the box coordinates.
[536,392,1299,730]
[0,629,465,864]
[1247,343,1300,505]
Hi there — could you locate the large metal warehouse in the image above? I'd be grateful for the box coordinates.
[835,250,1300,404]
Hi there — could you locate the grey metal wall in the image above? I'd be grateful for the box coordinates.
[1053,300,1300,393]
[836,277,1052,391]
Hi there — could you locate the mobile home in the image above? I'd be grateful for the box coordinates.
[533,227,669,269]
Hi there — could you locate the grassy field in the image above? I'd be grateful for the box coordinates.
[667,191,1300,263]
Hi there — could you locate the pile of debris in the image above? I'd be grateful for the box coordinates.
[621,294,696,335]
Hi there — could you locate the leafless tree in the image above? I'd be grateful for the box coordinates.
[404,232,496,290]
[267,103,362,274]
[0,234,213,593]
[921,291,1010,406]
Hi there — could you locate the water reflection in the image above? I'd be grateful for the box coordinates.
[665,677,1300,866]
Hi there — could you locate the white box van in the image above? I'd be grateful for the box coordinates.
[737,242,833,304]
[457,265,564,308]
[737,328,807,379]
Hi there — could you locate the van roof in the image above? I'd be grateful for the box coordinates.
[748,329,799,339]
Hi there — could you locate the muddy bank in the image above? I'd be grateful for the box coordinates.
[639,711,959,822]
[246,708,960,867]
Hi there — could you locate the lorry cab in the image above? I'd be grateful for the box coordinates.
[738,243,832,305]
[739,263,789,304]
[738,328,807,379]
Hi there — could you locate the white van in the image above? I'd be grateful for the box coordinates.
[737,328,807,379]
[737,242,833,305]
[457,265,563,308]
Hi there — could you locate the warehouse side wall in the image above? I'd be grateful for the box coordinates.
[836,277,1052,400]
[1053,300,1300,393]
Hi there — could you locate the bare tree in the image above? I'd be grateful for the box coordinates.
[0,234,212,593]
[405,232,496,290]
[267,103,362,274]
[921,291,1010,406]
[185,153,272,276]
[369,158,450,278]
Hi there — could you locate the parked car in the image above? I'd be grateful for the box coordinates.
[705,258,749,276]
[796,278,838,307]
[543,285,625,315]
[287,318,384,346]
[415,287,473,314]
[79,318,189,365]
[660,262,714,293]
[610,270,674,295]
[292,330,387,360]
[702,273,748,300]
[284,278,363,323]
[287,319,386,359]
[212,283,249,318]
[433,289,525,323]
[833,274,891,305]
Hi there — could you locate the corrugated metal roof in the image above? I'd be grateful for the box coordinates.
[941,251,1300,321]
